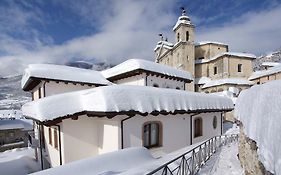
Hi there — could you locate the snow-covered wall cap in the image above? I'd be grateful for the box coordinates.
[154,41,174,52]
[195,52,256,64]
[235,80,281,174]
[261,62,281,67]
[249,65,281,80]
[22,85,233,122]
[101,59,193,81]
[195,77,211,85]
[202,78,254,89]
[21,64,112,90]
[195,41,228,46]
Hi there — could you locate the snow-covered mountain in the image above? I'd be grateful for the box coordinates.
[0,61,113,110]
[253,49,281,71]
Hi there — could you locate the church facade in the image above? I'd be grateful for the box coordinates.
[154,9,256,94]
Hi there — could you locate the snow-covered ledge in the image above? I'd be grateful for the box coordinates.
[235,80,281,175]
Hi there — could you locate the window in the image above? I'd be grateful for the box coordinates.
[153,83,159,88]
[177,33,180,42]
[9,132,15,138]
[143,122,162,148]
[194,118,203,137]
[176,87,180,90]
[186,31,189,41]
[213,116,217,129]
[49,128,52,145]
[54,128,58,149]
[38,87,41,99]
[214,66,217,75]
[238,64,242,72]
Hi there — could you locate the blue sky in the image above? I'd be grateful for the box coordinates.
[0,0,281,76]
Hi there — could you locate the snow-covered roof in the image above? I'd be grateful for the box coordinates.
[195,41,228,46]
[173,15,192,31]
[0,119,33,131]
[195,77,211,85]
[154,41,174,52]
[249,65,281,80]
[21,64,112,91]
[101,59,193,82]
[235,80,281,174]
[22,85,233,123]
[195,52,256,64]
[261,62,281,67]
[202,78,254,89]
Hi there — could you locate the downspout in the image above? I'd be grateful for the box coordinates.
[190,113,201,145]
[221,112,223,135]
[38,122,44,170]
[43,81,47,97]
[145,74,147,86]
[121,116,133,149]
[55,125,62,165]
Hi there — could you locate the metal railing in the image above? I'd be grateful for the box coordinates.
[146,134,238,175]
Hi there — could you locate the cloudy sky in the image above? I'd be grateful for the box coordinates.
[0,0,281,76]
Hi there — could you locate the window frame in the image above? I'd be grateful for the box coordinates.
[194,117,203,138]
[238,64,242,72]
[48,127,52,146]
[54,128,58,149]
[142,121,162,149]
[214,66,218,75]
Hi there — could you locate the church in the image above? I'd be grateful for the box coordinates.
[154,8,256,94]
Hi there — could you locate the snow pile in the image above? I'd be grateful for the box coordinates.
[154,40,174,51]
[202,78,254,89]
[22,85,233,122]
[0,119,33,130]
[235,80,281,174]
[102,59,193,81]
[196,41,227,46]
[0,147,40,175]
[211,90,238,104]
[21,64,112,89]
[261,62,281,67]
[249,65,281,80]
[195,76,211,85]
[31,147,155,175]
[195,52,256,64]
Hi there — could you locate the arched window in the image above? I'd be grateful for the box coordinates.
[213,116,217,129]
[194,118,203,137]
[177,33,180,42]
[153,83,159,88]
[186,31,189,41]
[143,121,162,148]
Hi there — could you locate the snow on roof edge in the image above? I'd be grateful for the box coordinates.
[249,65,281,80]
[202,78,254,89]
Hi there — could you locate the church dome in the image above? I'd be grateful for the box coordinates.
[173,8,192,31]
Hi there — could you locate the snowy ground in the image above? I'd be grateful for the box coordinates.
[0,147,40,175]
[198,123,243,175]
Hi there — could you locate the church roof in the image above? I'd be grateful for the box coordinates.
[101,59,193,82]
[195,52,256,64]
[21,64,112,91]
[195,41,228,46]
[249,65,281,80]
[22,85,233,123]
[154,41,174,52]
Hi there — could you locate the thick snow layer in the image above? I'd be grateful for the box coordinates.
[32,147,155,175]
[235,80,281,174]
[101,59,193,81]
[202,78,254,89]
[154,41,174,51]
[22,85,233,122]
[196,41,227,46]
[249,65,281,80]
[173,15,192,31]
[0,119,33,130]
[261,62,281,67]
[211,90,238,104]
[0,147,40,175]
[195,76,211,85]
[195,52,256,64]
[21,64,112,89]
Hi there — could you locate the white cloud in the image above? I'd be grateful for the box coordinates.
[196,4,281,55]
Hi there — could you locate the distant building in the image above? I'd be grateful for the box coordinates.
[0,118,33,152]
[249,63,281,84]
[154,8,256,94]
[21,61,233,169]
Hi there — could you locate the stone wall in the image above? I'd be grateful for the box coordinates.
[238,123,273,175]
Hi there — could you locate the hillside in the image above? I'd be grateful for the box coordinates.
[253,49,281,71]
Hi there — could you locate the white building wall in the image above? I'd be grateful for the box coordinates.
[60,116,121,164]
[45,81,94,97]
[123,114,191,157]
[192,112,222,143]
[146,75,185,89]
[114,73,146,86]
